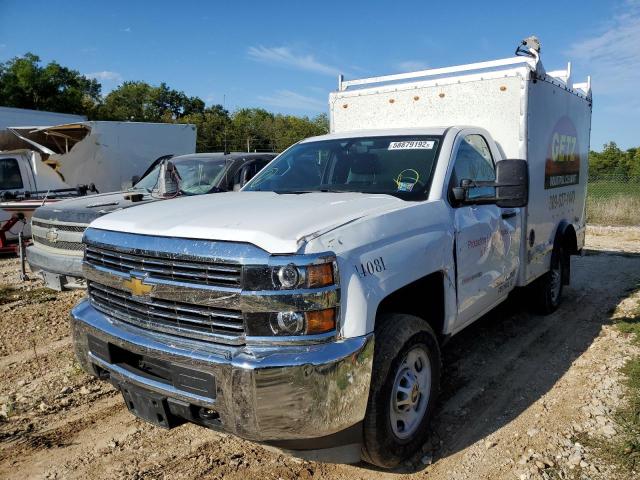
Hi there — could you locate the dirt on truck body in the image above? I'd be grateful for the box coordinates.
[1,226,639,480]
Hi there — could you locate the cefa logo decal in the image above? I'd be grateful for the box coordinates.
[545,116,581,189]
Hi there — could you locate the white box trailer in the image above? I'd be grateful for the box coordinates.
[7,121,197,193]
[0,106,86,132]
[1,121,196,240]
[329,48,592,284]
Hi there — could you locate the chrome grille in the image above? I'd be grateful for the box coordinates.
[32,234,85,251]
[88,282,245,344]
[32,219,86,233]
[85,245,242,287]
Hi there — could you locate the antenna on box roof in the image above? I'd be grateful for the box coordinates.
[515,35,541,58]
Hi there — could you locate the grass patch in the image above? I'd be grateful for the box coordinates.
[617,318,640,342]
[588,296,640,474]
[587,195,640,226]
[588,180,640,200]
[0,286,57,306]
[69,359,85,377]
[586,177,640,226]
[0,285,19,305]
[612,350,640,471]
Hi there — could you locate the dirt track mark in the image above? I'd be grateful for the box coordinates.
[0,337,71,370]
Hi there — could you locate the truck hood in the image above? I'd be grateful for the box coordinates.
[32,191,156,224]
[90,191,407,254]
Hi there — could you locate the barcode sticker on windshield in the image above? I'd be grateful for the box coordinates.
[388,140,435,150]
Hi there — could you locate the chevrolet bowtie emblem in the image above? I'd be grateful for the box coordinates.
[122,276,153,296]
[46,228,59,243]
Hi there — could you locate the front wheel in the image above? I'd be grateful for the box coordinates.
[361,314,441,468]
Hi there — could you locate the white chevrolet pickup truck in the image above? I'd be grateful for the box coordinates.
[71,41,592,467]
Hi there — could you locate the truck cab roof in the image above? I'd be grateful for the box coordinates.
[300,127,451,143]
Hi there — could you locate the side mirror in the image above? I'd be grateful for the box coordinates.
[452,160,528,208]
[495,159,528,208]
[131,175,140,186]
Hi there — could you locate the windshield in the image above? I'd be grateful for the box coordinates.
[135,157,229,195]
[243,135,442,200]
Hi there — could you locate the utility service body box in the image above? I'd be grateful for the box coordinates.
[329,55,593,285]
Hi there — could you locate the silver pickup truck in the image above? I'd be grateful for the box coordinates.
[27,152,274,290]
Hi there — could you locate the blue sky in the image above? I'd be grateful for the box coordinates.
[1,0,638,150]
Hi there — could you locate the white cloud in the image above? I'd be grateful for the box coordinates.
[395,60,429,72]
[85,71,123,83]
[247,46,341,76]
[567,1,640,94]
[122,27,132,33]
[258,90,325,111]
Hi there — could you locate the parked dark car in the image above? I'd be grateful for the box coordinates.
[27,152,275,290]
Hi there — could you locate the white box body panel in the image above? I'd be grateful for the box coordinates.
[330,71,528,161]
[524,78,592,282]
[330,58,592,285]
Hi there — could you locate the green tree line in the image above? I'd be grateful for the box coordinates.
[0,53,328,152]
[589,143,640,178]
[3,54,638,169]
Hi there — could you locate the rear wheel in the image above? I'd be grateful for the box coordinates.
[361,314,441,468]
[530,245,566,314]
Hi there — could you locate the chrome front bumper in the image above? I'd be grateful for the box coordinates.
[71,299,374,444]
[27,244,84,276]
[27,245,85,290]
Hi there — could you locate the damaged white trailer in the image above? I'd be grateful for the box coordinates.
[0,121,196,239]
[5,121,197,193]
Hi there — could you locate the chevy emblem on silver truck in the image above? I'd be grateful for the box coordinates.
[45,228,59,243]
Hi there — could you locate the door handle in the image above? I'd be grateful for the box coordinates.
[501,210,517,219]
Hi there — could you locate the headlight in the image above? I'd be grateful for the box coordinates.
[242,255,338,338]
[276,264,302,289]
[272,311,305,334]
[246,308,337,337]
[244,258,336,291]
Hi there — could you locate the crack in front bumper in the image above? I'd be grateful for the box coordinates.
[71,299,374,442]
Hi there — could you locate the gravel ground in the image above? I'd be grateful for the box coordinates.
[1,226,639,479]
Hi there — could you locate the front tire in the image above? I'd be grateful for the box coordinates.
[361,314,441,468]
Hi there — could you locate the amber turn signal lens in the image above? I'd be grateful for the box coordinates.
[306,263,334,288]
[305,309,336,334]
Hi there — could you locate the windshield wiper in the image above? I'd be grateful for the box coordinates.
[274,188,361,194]
[274,190,315,195]
[318,189,356,193]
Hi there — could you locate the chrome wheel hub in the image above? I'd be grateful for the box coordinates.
[390,346,431,439]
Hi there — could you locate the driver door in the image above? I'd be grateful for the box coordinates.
[451,134,520,328]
